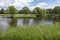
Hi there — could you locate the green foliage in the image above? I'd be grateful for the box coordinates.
[32,7,42,18]
[1,6,60,26]
[19,6,31,14]
[0,8,5,14]
[0,24,60,40]
[6,6,18,27]
[41,9,47,16]
[33,7,42,14]
[46,8,53,14]
[53,6,60,14]
[46,6,60,21]
[9,6,18,14]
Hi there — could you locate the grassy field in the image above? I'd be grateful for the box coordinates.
[0,14,36,18]
[0,24,60,40]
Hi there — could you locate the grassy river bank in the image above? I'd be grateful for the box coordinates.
[0,24,60,40]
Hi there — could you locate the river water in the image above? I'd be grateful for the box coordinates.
[0,16,54,31]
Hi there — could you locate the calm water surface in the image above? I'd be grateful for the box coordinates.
[0,16,54,31]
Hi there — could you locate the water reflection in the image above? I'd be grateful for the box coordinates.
[17,19,23,26]
[0,16,54,31]
[17,19,53,26]
[40,21,53,25]
[17,19,34,26]
[29,19,34,26]
[0,16,11,31]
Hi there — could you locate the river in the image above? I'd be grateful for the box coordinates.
[0,16,54,31]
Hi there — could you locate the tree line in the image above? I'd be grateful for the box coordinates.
[0,6,60,17]
[0,6,60,19]
[0,6,60,26]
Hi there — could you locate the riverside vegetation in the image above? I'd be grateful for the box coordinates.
[0,6,60,40]
[0,24,60,40]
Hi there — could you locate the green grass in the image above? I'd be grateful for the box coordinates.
[0,14,36,18]
[14,14,36,18]
[0,14,11,17]
[0,24,60,40]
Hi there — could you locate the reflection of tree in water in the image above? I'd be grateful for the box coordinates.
[46,14,60,24]
[23,19,29,25]
[34,18,41,24]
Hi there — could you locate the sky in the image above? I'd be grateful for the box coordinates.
[0,0,60,10]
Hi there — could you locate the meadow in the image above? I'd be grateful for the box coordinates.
[0,14,36,18]
[0,24,60,40]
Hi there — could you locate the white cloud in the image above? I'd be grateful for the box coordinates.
[0,0,34,9]
[36,2,48,7]
[0,0,60,10]
[30,1,60,10]
[13,0,34,7]
[54,0,60,3]
[30,2,48,10]
[57,1,60,3]
[0,2,5,6]
[44,4,60,9]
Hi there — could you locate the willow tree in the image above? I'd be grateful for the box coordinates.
[7,6,18,27]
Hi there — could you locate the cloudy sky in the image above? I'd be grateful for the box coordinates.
[0,0,60,10]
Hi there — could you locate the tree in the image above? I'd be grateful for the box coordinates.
[0,8,5,14]
[7,6,18,27]
[46,8,53,14]
[46,9,53,20]
[18,6,31,14]
[42,9,47,16]
[8,6,18,14]
[32,7,42,18]
[46,6,60,21]
[53,6,60,14]
[18,10,23,14]
[53,6,60,21]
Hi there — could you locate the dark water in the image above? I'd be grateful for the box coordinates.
[0,16,54,31]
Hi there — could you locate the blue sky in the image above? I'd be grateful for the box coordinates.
[0,0,60,10]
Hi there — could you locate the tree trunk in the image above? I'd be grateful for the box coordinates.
[10,14,17,27]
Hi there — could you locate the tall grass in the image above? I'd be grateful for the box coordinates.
[0,24,60,40]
